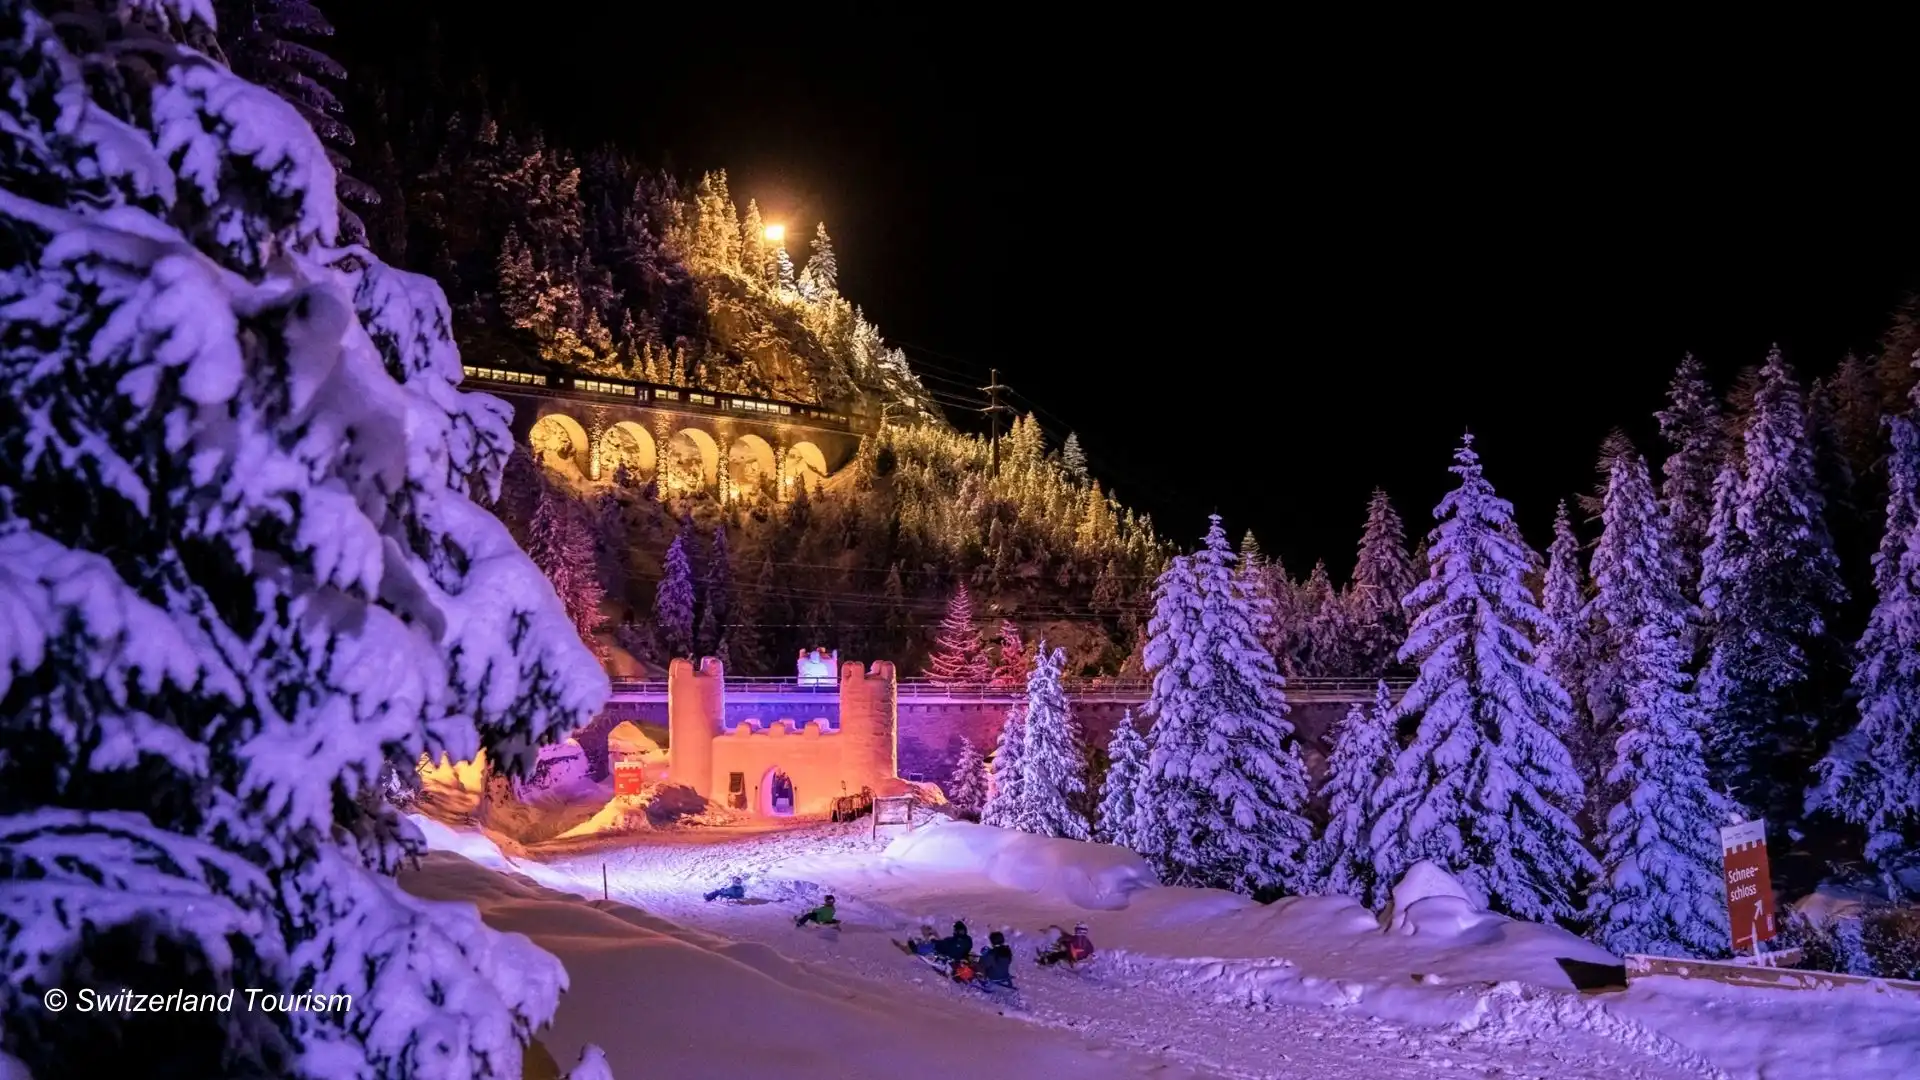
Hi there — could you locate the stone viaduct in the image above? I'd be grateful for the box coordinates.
[582,670,1408,789]
[464,363,869,499]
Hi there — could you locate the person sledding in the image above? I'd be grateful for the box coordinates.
[974,931,1015,989]
[794,894,839,928]
[703,876,746,903]
[900,920,972,967]
[1036,922,1094,967]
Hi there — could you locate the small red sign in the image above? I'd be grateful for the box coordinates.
[1720,820,1776,950]
[614,761,645,797]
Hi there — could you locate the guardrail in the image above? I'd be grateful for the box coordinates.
[604,675,1412,697]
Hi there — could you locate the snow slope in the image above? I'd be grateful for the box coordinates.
[410,811,1920,1078]
[401,849,1195,1079]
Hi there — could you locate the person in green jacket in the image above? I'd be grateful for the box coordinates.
[794,894,839,928]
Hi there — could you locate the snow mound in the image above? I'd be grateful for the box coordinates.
[880,821,1157,909]
[1382,860,1481,933]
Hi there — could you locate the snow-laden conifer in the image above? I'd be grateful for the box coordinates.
[655,532,696,658]
[1098,710,1147,848]
[1585,452,1733,956]
[1810,414,1920,892]
[1309,681,1397,907]
[1656,354,1723,597]
[0,7,607,1072]
[1369,437,1596,921]
[979,707,1026,828]
[1012,644,1089,840]
[1137,516,1313,893]
[1698,349,1846,819]
[1350,489,1419,672]
[945,737,989,819]
[528,481,605,648]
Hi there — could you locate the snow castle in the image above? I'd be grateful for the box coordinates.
[665,656,905,816]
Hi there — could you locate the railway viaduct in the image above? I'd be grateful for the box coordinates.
[464,364,869,500]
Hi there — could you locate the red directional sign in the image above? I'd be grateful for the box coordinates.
[614,760,646,797]
[1720,820,1776,950]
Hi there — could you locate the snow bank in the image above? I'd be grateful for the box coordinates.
[1609,975,1920,1080]
[879,821,1157,910]
[401,850,1184,1079]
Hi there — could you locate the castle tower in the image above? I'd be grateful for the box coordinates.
[838,660,898,785]
[668,657,724,798]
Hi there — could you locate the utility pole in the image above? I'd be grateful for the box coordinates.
[980,367,1013,477]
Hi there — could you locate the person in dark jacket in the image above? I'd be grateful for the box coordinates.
[976,931,1015,987]
[703,876,746,902]
[915,920,972,963]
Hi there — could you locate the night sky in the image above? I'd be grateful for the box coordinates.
[329,7,1919,576]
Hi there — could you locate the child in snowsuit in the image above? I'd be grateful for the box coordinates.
[1037,922,1094,966]
[794,895,838,927]
[703,876,746,902]
[976,931,1015,988]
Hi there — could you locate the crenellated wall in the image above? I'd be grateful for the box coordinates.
[653,656,901,815]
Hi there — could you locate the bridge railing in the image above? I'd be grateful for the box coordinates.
[604,675,1411,697]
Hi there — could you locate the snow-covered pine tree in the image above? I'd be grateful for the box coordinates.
[979,707,1026,827]
[740,198,768,288]
[1810,414,1920,893]
[1061,432,1089,482]
[1350,488,1419,674]
[1097,710,1147,848]
[945,737,989,819]
[1011,644,1090,840]
[799,221,837,299]
[1298,560,1354,676]
[1539,499,1603,820]
[655,533,697,658]
[1584,450,1733,956]
[0,5,607,1073]
[1309,681,1397,907]
[1136,516,1314,894]
[1369,437,1596,922]
[991,619,1030,687]
[1697,348,1847,822]
[527,482,606,648]
[926,581,991,684]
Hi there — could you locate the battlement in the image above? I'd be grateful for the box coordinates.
[726,718,835,737]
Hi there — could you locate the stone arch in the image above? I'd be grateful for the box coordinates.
[665,427,720,495]
[761,766,797,817]
[530,413,591,478]
[599,420,656,482]
[727,433,777,500]
[783,440,828,496]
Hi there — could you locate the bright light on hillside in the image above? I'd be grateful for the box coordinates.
[764,224,785,243]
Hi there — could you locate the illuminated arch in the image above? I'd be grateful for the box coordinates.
[727,433,776,500]
[782,441,828,496]
[530,413,591,478]
[665,427,720,495]
[599,420,656,481]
